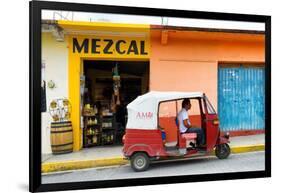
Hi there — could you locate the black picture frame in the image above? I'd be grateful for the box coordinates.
[30,0,271,192]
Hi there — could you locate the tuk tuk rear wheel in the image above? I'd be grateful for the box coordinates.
[215,143,231,159]
[130,152,150,172]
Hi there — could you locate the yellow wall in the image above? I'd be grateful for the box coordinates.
[62,21,150,151]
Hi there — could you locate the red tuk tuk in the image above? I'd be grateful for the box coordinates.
[123,91,230,172]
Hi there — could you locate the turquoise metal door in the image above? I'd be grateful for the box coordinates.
[218,65,265,131]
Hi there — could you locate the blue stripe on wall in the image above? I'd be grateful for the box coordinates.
[218,66,265,131]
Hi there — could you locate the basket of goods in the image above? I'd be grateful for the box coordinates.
[83,104,96,116]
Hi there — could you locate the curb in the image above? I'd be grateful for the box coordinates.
[42,144,264,173]
[42,156,128,174]
[230,144,264,154]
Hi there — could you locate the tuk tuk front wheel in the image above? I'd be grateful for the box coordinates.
[130,152,150,172]
[215,143,231,159]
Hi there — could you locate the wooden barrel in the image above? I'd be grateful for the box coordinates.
[50,121,73,154]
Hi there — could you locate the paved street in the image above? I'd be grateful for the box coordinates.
[42,151,265,184]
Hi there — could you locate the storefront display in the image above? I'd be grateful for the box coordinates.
[82,103,116,147]
[101,115,115,145]
[80,59,148,148]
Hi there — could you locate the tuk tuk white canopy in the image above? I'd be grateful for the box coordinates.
[126,91,203,130]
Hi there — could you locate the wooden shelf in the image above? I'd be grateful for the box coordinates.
[84,143,100,147]
[102,127,115,130]
[83,107,118,147]
[83,114,98,117]
[83,114,102,147]
[86,133,101,136]
[101,115,113,117]
[86,124,100,127]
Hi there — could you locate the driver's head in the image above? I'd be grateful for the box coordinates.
[182,98,191,110]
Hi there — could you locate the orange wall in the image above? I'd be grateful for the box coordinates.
[150,30,265,141]
[150,30,265,110]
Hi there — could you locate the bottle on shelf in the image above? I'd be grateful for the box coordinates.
[93,105,98,115]
[94,117,98,125]
[93,136,97,144]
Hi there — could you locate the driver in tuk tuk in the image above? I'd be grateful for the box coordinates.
[177,98,205,146]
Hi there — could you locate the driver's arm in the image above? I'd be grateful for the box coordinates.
[183,119,192,129]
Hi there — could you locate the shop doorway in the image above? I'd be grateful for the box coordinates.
[81,60,149,148]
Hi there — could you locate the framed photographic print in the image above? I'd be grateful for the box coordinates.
[30,0,271,192]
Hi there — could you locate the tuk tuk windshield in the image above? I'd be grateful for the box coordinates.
[205,96,216,114]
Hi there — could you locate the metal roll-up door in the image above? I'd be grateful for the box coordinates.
[218,64,265,131]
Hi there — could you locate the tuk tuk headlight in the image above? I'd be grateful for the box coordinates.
[224,132,230,139]
[213,119,220,125]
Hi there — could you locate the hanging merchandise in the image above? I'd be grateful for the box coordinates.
[111,62,121,112]
[112,62,121,89]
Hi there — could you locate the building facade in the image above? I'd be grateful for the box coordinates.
[42,20,265,154]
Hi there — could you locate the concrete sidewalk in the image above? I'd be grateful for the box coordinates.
[42,134,265,173]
